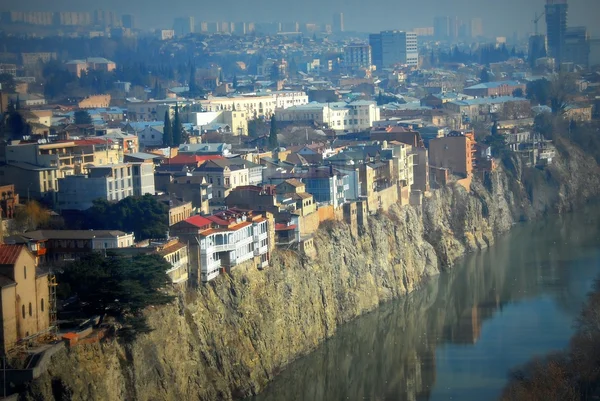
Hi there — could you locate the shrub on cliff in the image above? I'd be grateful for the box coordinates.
[500,279,600,400]
[58,252,175,341]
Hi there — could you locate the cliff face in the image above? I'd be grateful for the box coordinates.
[22,140,600,401]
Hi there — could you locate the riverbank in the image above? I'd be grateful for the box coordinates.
[20,139,600,401]
[500,271,600,401]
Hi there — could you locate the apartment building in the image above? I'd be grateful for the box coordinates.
[0,245,49,353]
[265,167,349,208]
[276,101,380,132]
[193,158,262,206]
[343,44,372,71]
[428,131,476,177]
[170,209,271,283]
[57,163,155,210]
[66,58,116,78]
[369,30,418,69]
[166,174,212,215]
[200,91,309,119]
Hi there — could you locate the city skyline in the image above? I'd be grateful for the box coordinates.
[2,0,599,37]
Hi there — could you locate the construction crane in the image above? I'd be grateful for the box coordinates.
[533,11,545,35]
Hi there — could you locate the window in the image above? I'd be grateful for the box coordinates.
[24,266,26,279]
[29,303,32,316]
[41,298,44,312]
[22,305,25,319]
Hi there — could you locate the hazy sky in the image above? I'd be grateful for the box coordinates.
[4,0,599,36]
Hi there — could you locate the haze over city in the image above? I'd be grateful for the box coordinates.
[3,0,600,36]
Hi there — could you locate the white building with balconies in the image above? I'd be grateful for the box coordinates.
[170,209,270,283]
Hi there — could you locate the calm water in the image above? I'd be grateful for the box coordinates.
[249,208,600,401]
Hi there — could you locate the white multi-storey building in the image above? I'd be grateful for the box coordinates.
[57,162,155,210]
[200,91,308,119]
[275,100,380,132]
[170,210,270,283]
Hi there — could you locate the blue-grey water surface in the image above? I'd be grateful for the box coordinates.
[249,208,600,401]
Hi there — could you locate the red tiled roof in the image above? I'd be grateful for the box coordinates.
[73,138,114,146]
[275,223,297,231]
[183,215,213,228]
[165,155,224,165]
[206,215,231,226]
[0,244,24,265]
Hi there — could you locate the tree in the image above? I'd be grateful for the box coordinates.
[526,79,551,106]
[0,73,16,93]
[270,62,281,81]
[4,105,29,139]
[74,110,93,125]
[84,195,169,240]
[57,252,174,341]
[232,74,238,90]
[549,72,576,116]
[288,58,298,78]
[163,110,173,147]
[12,200,50,232]
[512,88,524,98]
[269,115,279,149]
[172,104,183,146]
[188,64,198,96]
[480,68,490,83]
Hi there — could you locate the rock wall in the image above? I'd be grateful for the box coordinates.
[21,140,600,401]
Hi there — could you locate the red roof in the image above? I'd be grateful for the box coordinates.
[0,245,25,265]
[206,215,231,226]
[275,223,297,231]
[183,215,213,228]
[166,155,224,165]
[73,138,114,146]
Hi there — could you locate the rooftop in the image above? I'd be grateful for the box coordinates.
[465,81,522,90]
[0,244,25,265]
[16,230,130,241]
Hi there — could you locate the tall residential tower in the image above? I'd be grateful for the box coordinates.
[545,0,568,63]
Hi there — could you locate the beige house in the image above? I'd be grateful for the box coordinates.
[0,244,50,354]
[564,104,593,122]
[193,159,250,206]
[78,94,111,109]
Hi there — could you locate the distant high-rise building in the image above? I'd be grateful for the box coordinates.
[369,30,418,69]
[470,18,483,38]
[333,13,344,33]
[564,26,590,67]
[369,33,382,69]
[174,17,194,36]
[528,34,547,67]
[545,0,568,63]
[344,44,372,70]
[122,14,135,29]
[434,16,450,39]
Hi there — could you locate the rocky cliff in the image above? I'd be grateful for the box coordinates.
[21,139,600,401]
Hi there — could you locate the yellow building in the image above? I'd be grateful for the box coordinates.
[0,244,50,353]
[78,94,111,109]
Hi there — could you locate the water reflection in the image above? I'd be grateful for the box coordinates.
[249,208,600,401]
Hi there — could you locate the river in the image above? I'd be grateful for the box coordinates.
[248,208,600,401]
